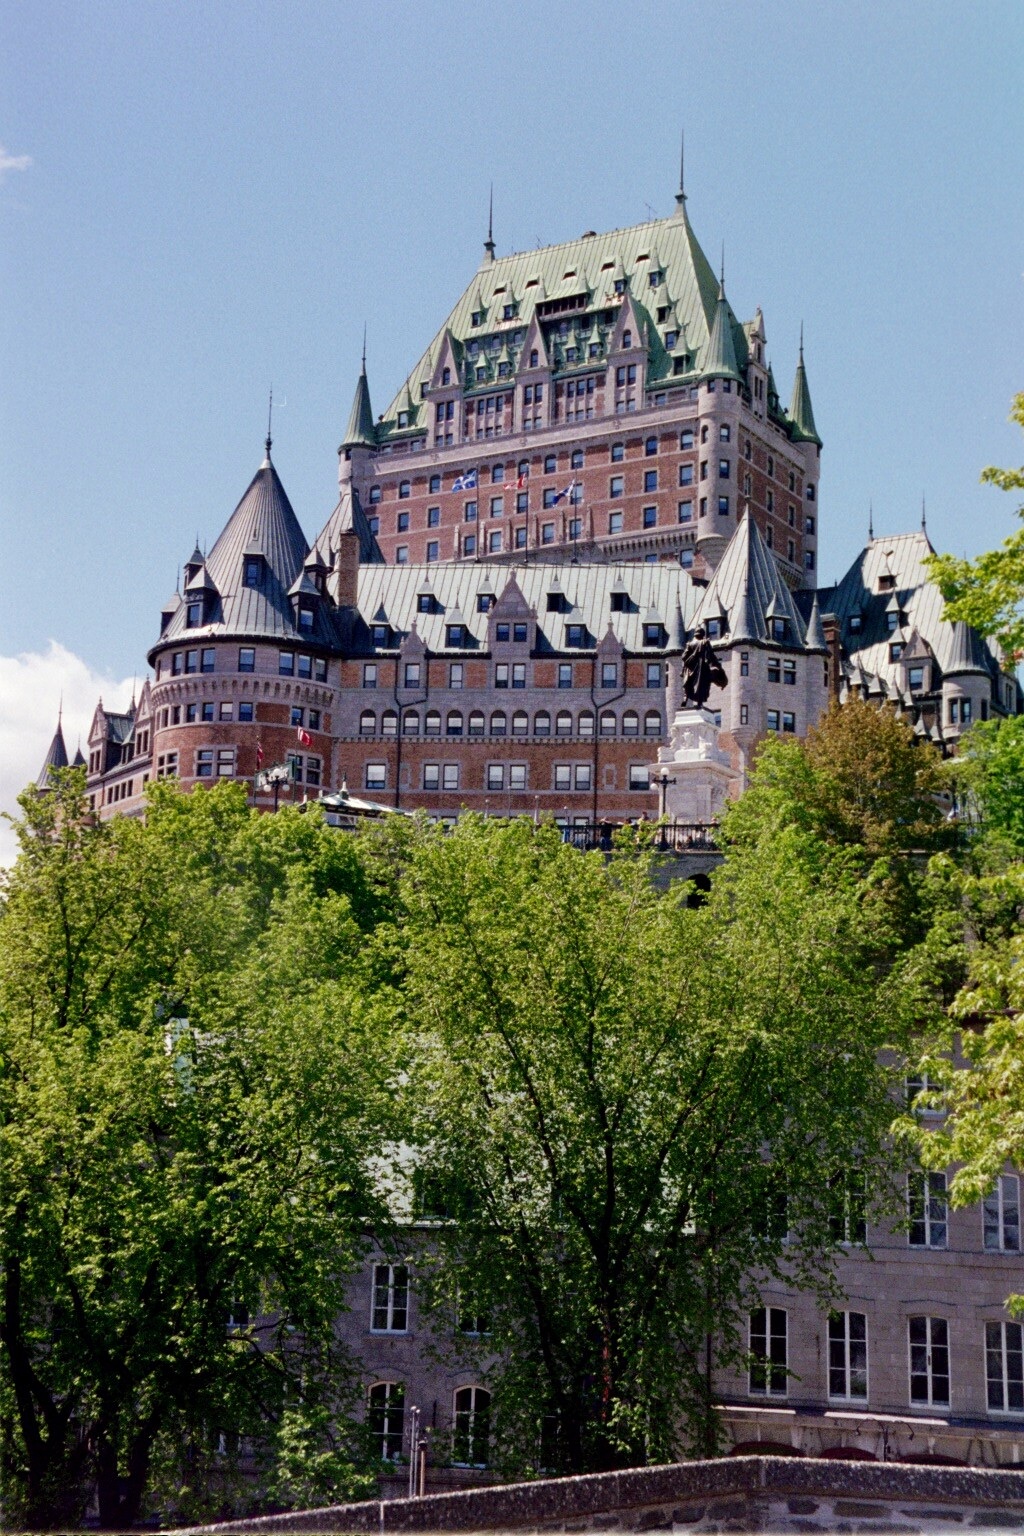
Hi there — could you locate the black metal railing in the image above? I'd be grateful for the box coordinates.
[559,821,718,853]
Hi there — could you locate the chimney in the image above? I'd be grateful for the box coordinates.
[821,612,842,703]
[335,529,360,609]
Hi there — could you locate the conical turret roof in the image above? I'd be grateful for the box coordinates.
[316,486,385,574]
[692,509,806,645]
[789,339,821,445]
[944,619,993,677]
[37,715,69,790]
[804,592,827,652]
[701,277,743,383]
[342,362,377,449]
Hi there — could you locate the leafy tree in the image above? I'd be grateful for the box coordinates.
[926,392,1024,656]
[401,816,905,1476]
[0,774,393,1529]
[950,714,1024,854]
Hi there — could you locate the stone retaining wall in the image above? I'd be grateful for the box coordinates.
[178,1456,1024,1534]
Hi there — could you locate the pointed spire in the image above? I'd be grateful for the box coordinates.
[868,502,874,541]
[921,494,927,532]
[804,592,827,652]
[484,184,495,262]
[674,129,687,214]
[37,712,70,791]
[264,386,273,465]
[788,329,822,445]
[701,265,742,382]
[342,348,376,449]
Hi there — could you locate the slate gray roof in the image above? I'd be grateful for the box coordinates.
[153,450,343,655]
[824,530,1005,691]
[37,718,69,789]
[691,510,809,648]
[317,486,385,572]
[348,562,695,655]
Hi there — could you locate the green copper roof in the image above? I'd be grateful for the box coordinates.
[702,277,743,382]
[343,365,377,449]
[378,205,750,428]
[788,343,821,445]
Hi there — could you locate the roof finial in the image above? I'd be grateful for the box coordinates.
[58,691,63,725]
[720,243,725,287]
[799,321,804,359]
[265,386,273,460]
[484,184,495,261]
[868,501,874,541]
[361,324,367,374]
[921,493,927,531]
[677,129,685,204]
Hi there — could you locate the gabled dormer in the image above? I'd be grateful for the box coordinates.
[596,623,625,687]
[429,329,463,394]
[183,562,219,629]
[184,542,204,585]
[287,568,321,636]
[488,574,533,649]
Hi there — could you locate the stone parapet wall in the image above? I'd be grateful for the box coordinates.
[178,1457,1024,1535]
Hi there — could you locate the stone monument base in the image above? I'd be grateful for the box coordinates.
[655,707,738,824]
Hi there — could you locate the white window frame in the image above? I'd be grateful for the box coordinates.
[986,1321,1024,1413]
[984,1175,1020,1253]
[367,1380,406,1462]
[452,1385,491,1468]
[749,1306,788,1397]
[828,1310,868,1401]
[908,1170,947,1249]
[908,1315,950,1407]
[371,1263,409,1333]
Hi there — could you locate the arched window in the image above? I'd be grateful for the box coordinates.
[644,710,662,737]
[424,710,441,737]
[555,711,573,737]
[368,1382,405,1463]
[447,711,464,737]
[381,710,398,738]
[468,710,485,737]
[403,710,420,736]
[490,711,507,737]
[622,710,639,737]
[534,710,551,737]
[359,710,376,737]
[578,711,595,738]
[512,711,529,737]
[453,1386,491,1468]
[600,710,616,737]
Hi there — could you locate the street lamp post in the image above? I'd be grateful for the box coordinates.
[652,766,677,850]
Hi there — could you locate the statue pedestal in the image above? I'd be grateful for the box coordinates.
[653,708,737,824]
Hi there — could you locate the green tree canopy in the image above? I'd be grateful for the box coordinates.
[927,392,1024,657]
[0,774,397,1529]
[400,815,906,1475]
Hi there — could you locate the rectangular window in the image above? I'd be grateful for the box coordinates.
[509,763,527,791]
[278,651,294,676]
[371,1264,409,1332]
[609,510,623,533]
[829,1169,867,1245]
[601,662,618,688]
[196,749,214,778]
[984,1175,1021,1252]
[542,522,555,544]
[201,702,215,722]
[782,712,795,733]
[610,475,624,498]
[739,703,749,725]
[574,764,592,791]
[678,500,693,523]
[200,648,215,673]
[363,663,377,689]
[645,662,662,688]
[719,459,730,479]
[487,764,505,791]
[554,764,571,791]
[217,748,235,778]
[185,650,198,674]
[558,663,573,689]
[829,1312,868,1401]
[909,1316,950,1405]
[749,1307,787,1396]
[643,505,657,528]
[238,701,254,722]
[443,763,460,791]
[783,660,797,685]
[423,763,439,790]
[718,496,729,515]
[397,511,409,532]
[987,1321,1024,1412]
[629,764,650,791]
[512,663,526,689]
[767,656,781,683]
[404,662,421,688]
[767,709,780,732]
[679,464,694,486]
[495,663,509,689]
[365,763,386,791]
[908,1170,948,1248]
[426,540,439,562]
[644,469,657,492]
[449,662,464,690]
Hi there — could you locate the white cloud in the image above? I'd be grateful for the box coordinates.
[0,144,32,181]
[0,642,135,865]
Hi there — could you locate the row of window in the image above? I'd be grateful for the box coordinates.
[154,702,322,731]
[363,660,665,687]
[357,709,664,739]
[368,1380,490,1468]
[907,1171,1021,1251]
[750,1307,1024,1415]
[363,761,651,794]
[161,648,330,682]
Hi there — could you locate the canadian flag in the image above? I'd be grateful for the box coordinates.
[297,726,312,747]
[255,742,264,769]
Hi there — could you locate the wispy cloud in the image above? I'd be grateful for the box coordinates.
[0,642,135,865]
[0,144,32,182]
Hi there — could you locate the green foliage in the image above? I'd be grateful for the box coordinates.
[0,773,395,1529]
[926,392,1024,657]
[952,715,1024,854]
[400,815,904,1475]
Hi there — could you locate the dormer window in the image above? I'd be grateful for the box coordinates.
[547,591,565,612]
[706,618,724,640]
[890,642,904,661]
[477,593,495,613]
[622,328,632,347]
[886,611,900,633]
[849,613,863,633]
[244,557,261,588]
[614,280,627,296]
[186,601,202,628]
[908,665,924,691]
[566,623,586,647]
[610,591,628,612]
[649,270,663,288]
[417,594,433,614]
[471,311,482,327]
[371,624,391,647]
[665,330,678,350]
[879,573,897,591]
[447,624,465,647]
[442,367,452,386]
[503,302,517,320]
[397,410,409,428]
[770,617,786,641]
[643,623,664,646]
[529,349,539,368]
[298,606,314,632]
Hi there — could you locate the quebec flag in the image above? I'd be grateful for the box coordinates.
[452,469,478,491]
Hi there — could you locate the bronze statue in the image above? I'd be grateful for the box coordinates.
[680,626,727,709]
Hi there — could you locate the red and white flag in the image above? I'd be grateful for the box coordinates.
[255,742,264,769]
[297,726,312,747]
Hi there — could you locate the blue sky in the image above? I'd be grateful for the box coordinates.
[1,0,1022,818]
